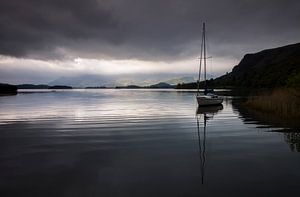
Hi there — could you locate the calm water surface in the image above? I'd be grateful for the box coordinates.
[0,89,299,197]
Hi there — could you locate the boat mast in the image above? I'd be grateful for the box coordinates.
[197,23,204,95]
[203,23,207,93]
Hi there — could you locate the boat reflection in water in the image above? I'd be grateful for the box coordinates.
[196,104,223,184]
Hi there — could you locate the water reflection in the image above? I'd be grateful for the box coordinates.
[231,99,300,152]
[284,132,300,152]
[231,98,300,129]
[1,90,300,196]
[196,105,223,184]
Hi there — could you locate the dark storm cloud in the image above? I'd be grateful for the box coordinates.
[0,0,300,60]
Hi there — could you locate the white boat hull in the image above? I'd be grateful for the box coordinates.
[197,95,223,106]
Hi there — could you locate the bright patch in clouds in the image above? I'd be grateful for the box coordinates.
[0,55,236,84]
[1,0,299,84]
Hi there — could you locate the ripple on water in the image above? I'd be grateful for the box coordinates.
[0,89,300,197]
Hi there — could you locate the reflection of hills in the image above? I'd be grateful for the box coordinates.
[231,98,300,152]
[284,133,300,152]
[231,98,300,129]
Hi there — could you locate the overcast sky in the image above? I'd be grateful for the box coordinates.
[0,0,299,84]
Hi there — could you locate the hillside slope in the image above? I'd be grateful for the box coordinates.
[214,43,300,87]
[177,43,300,89]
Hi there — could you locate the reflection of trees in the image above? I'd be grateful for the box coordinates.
[196,104,223,184]
[284,133,300,152]
[232,98,300,128]
[231,98,300,152]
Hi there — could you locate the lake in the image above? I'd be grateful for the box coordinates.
[0,89,299,197]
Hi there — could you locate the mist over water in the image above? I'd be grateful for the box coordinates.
[0,89,299,196]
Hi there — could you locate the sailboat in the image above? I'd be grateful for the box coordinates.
[196,23,223,106]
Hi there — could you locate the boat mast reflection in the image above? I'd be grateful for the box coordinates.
[196,104,223,184]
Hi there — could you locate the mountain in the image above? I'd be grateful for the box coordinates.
[163,76,196,85]
[115,82,174,89]
[177,43,300,88]
[115,85,142,89]
[149,82,174,88]
[48,74,198,88]
[48,75,158,87]
[17,84,50,89]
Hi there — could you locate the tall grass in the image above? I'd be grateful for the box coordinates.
[246,88,300,119]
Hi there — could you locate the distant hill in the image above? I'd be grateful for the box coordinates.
[49,74,198,88]
[17,84,72,89]
[115,85,142,89]
[163,76,196,85]
[48,85,72,89]
[17,84,50,89]
[115,82,175,89]
[149,82,174,88]
[177,43,300,89]
[85,86,107,89]
[0,83,17,94]
[49,74,167,87]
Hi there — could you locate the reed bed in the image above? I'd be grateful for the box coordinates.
[246,88,300,119]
